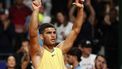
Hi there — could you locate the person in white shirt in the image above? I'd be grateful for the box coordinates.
[54,11,73,44]
[78,40,96,69]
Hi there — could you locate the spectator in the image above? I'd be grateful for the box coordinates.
[0,9,15,53]
[9,0,32,52]
[96,2,118,68]
[63,54,72,69]
[6,54,17,69]
[17,39,32,69]
[54,11,73,44]
[78,40,96,69]
[42,0,52,16]
[67,47,82,69]
[94,54,108,69]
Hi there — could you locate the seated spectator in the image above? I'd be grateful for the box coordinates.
[17,39,32,69]
[6,54,17,69]
[78,40,96,69]
[63,54,72,69]
[94,54,108,69]
[67,47,82,69]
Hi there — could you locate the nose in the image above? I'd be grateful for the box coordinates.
[51,32,56,38]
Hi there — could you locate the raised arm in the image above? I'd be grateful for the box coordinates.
[58,0,84,53]
[21,46,30,69]
[29,0,42,56]
[29,0,43,68]
[85,0,95,25]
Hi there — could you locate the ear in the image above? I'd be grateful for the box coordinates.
[78,44,82,50]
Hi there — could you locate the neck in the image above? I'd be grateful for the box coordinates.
[82,53,90,58]
[43,45,54,52]
[73,61,79,69]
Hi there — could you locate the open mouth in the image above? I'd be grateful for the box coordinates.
[51,39,56,42]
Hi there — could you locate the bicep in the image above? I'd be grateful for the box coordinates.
[30,47,43,68]
[31,55,42,68]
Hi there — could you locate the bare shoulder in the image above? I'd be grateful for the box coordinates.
[56,41,64,49]
[31,45,44,57]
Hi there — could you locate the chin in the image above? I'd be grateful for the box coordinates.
[52,43,56,46]
[49,43,56,46]
[52,42,56,44]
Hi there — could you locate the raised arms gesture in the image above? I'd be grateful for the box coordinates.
[58,0,84,53]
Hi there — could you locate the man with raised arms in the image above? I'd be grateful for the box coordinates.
[29,0,84,69]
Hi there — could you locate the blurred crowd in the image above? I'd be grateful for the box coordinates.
[0,0,119,69]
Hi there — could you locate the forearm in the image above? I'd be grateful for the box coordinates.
[29,10,39,37]
[87,4,95,24]
[21,51,30,62]
[21,52,30,69]
[72,7,84,34]
[69,6,76,22]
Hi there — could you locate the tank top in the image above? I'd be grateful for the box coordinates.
[38,48,66,69]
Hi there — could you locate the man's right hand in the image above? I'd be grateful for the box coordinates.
[73,0,84,8]
[32,0,42,11]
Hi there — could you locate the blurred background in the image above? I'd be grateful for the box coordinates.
[0,0,119,69]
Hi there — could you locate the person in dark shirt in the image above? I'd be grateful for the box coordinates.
[0,9,15,53]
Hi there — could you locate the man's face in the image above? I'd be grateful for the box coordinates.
[22,41,29,52]
[67,54,74,65]
[42,27,56,46]
[7,56,16,68]
[95,56,106,69]
[82,47,92,55]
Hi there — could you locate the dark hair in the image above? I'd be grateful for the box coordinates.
[20,38,29,46]
[39,23,56,34]
[67,47,82,62]
[79,40,93,48]
[6,54,16,62]
[6,54,17,69]
[95,54,106,61]
[21,38,29,43]
[55,10,69,27]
